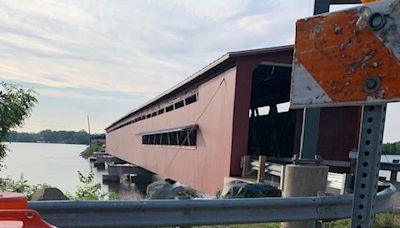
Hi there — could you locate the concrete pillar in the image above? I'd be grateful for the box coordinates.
[281,164,329,228]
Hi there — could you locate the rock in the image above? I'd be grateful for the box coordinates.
[221,181,281,198]
[146,180,192,199]
[31,187,68,201]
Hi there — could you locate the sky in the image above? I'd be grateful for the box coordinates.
[0,0,399,142]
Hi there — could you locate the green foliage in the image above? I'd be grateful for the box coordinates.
[80,144,104,158]
[382,141,400,155]
[0,82,37,162]
[67,171,116,200]
[0,175,49,200]
[9,130,105,145]
[0,171,116,201]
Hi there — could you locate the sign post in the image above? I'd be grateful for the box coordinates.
[351,104,386,227]
[291,1,400,226]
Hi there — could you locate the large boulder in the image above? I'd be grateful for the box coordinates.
[221,181,281,198]
[146,180,192,199]
[31,187,68,201]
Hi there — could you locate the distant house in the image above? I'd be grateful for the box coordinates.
[106,45,361,195]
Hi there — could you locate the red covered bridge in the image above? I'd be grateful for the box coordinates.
[105,45,361,195]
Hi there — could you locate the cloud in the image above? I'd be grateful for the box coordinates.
[7,0,391,138]
[0,0,313,97]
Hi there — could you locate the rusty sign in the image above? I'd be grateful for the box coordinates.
[291,0,400,108]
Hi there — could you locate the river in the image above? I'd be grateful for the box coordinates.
[0,142,145,199]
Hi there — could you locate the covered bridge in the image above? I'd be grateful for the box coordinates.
[106,45,361,195]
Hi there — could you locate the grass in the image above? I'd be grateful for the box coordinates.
[195,224,279,228]
[194,212,400,228]
[318,212,398,228]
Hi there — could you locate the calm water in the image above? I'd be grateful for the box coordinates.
[0,142,103,194]
[1,142,147,199]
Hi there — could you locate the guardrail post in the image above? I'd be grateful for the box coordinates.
[281,164,329,228]
[257,156,266,182]
[241,155,251,178]
[390,159,399,182]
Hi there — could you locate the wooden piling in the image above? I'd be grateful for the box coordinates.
[390,160,399,182]
[257,156,266,182]
[241,156,251,178]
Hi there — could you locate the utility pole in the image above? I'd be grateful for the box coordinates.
[87,115,92,145]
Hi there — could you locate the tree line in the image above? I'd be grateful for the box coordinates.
[382,141,400,155]
[9,129,105,145]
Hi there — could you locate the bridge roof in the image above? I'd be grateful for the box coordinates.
[106,45,293,131]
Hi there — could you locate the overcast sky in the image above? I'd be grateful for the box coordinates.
[1,0,399,142]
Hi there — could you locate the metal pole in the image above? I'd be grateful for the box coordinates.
[299,108,321,159]
[313,0,330,15]
[351,105,386,228]
[299,0,330,159]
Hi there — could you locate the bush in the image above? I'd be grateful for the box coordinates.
[80,144,103,158]
[0,175,49,200]
[67,171,116,200]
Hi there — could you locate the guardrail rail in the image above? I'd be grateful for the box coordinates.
[28,184,395,228]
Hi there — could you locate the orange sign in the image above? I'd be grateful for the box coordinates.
[291,0,400,108]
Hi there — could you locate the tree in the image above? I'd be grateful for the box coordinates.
[0,82,37,161]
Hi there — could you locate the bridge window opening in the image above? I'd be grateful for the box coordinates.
[185,94,197,105]
[142,135,149,144]
[166,105,174,112]
[107,90,199,133]
[161,133,168,144]
[247,63,297,159]
[178,131,189,146]
[188,129,197,146]
[169,132,178,145]
[141,125,198,147]
[174,100,184,109]
[154,134,161,145]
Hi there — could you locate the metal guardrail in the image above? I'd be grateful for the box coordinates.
[327,173,347,194]
[251,160,283,177]
[381,162,400,172]
[249,159,347,193]
[28,184,396,228]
